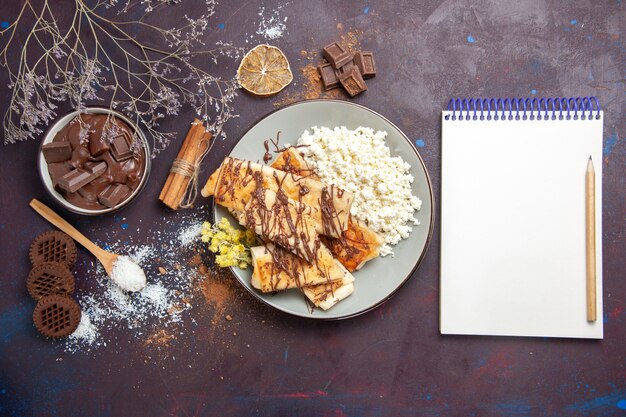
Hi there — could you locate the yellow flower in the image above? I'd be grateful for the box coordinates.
[201,217,257,269]
[218,217,231,231]
[215,254,228,267]
[214,231,227,241]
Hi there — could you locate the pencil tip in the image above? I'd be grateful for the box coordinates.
[589,156,592,160]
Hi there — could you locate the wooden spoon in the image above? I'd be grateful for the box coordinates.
[30,198,120,275]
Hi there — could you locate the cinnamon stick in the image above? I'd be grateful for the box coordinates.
[172,131,211,206]
[163,122,203,207]
[159,132,191,202]
[159,119,213,210]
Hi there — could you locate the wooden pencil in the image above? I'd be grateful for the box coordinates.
[586,156,596,322]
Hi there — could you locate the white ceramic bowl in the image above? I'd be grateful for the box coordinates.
[38,107,151,215]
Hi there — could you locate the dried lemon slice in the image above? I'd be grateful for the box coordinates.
[237,44,293,96]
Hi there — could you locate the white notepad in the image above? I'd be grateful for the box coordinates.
[440,98,603,339]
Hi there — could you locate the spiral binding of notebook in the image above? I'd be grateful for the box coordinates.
[443,96,602,121]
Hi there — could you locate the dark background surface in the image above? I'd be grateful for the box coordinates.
[1,1,625,416]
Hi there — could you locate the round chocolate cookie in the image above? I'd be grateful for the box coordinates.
[27,262,75,300]
[33,295,81,338]
[29,230,77,267]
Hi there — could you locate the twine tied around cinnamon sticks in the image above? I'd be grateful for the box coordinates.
[159,119,213,210]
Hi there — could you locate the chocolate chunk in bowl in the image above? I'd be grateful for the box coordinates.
[37,108,151,215]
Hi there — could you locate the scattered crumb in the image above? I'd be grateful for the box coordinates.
[158,267,167,275]
[188,254,203,267]
[197,266,237,329]
[339,28,365,53]
[273,64,344,107]
[144,329,176,347]
[225,315,233,321]
[256,6,287,40]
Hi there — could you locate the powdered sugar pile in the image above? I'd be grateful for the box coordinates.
[178,221,203,247]
[64,212,204,354]
[68,314,98,348]
[256,6,287,40]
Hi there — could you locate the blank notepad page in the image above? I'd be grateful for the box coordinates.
[440,99,603,338]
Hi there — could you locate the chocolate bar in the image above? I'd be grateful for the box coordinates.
[339,68,367,97]
[89,133,110,156]
[48,163,71,186]
[353,52,376,79]
[57,162,107,193]
[57,170,95,193]
[86,161,107,176]
[323,42,352,69]
[336,60,355,78]
[98,183,131,208]
[42,142,72,163]
[110,132,133,162]
[318,63,340,90]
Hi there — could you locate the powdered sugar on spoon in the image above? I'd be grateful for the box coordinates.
[110,255,146,292]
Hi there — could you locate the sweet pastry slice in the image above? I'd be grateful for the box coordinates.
[270,147,317,177]
[303,279,355,311]
[249,244,352,292]
[271,148,384,271]
[321,217,384,271]
[201,157,353,238]
[239,188,319,262]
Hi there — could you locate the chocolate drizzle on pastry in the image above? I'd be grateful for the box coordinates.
[209,157,355,294]
[270,149,383,271]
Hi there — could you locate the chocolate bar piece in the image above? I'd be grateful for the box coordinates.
[339,68,367,97]
[318,63,340,90]
[353,52,376,79]
[89,133,110,156]
[57,170,95,193]
[86,161,107,176]
[323,42,352,69]
[110,132,133,162]
[42,142,72,163]
[336,60,355,77]
[47,162,71,186]
[57,162,107,193]
[98,183,131,208]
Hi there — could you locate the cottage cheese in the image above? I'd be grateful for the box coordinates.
[297,126,422,256]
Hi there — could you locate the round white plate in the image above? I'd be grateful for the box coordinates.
[214,99,434,319]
